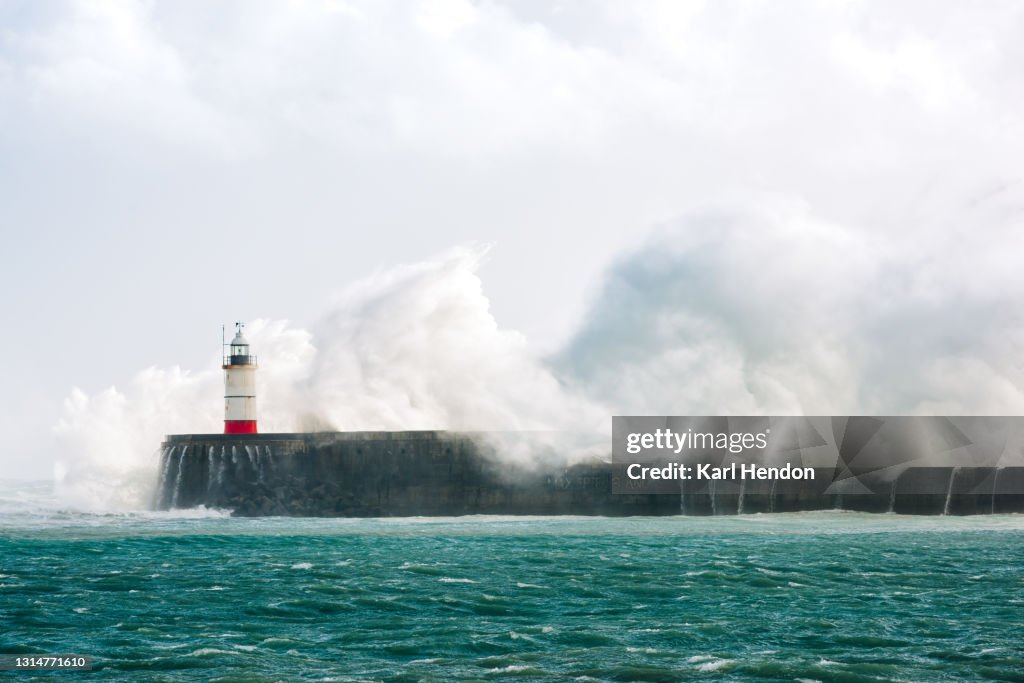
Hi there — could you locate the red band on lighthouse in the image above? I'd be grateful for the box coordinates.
[224,420,258,434]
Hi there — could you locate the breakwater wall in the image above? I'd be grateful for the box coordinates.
[156,432,1024,516]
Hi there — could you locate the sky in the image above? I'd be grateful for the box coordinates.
[2,0,1024,482]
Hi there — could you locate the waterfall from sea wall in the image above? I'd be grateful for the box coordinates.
[943,467,961,516]
[169,446,186,509]
[154,446,174,509]
[991,467,1004,514]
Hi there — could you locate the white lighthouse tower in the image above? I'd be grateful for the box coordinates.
[223,322,258,434]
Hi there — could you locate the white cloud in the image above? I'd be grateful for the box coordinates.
[831,32,969,111]
[415,0,478,39]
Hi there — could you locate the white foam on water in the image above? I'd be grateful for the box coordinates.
[188,648,238,657]
[696,658,735,672]
[0,478,235,530]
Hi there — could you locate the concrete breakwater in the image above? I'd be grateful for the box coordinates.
[156,432,1024,516]
[156,432,679,516]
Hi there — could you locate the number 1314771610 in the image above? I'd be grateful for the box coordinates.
[0,655,92,671]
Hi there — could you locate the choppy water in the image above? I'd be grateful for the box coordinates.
[2,480,1023,681]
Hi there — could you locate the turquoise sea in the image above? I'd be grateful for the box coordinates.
[1,481,1023,682]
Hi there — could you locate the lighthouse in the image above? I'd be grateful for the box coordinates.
[223,322,258,434]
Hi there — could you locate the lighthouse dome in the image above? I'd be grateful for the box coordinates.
[225,324,256,369]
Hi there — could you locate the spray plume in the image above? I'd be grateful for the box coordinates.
[54,247,605,510]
